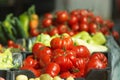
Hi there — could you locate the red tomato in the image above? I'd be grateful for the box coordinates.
[52,49,76,61]
[23,55,38,68]
[48,27,59,36]
[32,43,45,58]
[72,58,87,77]
[67,30,75,36]
[52,49,65,59]
[89,22,98,34]
[92,16,103,24]
[79,9,89,17]
[45,62,60,77]
[57,24,68,34]
[7,40,15,48]
[42,18,52,27]
[86,52,108,74]
[70,10,79,16]
[105,20,114,30]
[60,71,75,78]
[79,23,89,32]
[52,49,76,72]
[53,56,73,73]
[30,28,39,37]
[37,46,52,67]
[7,40,21,48]
[70,24,79,31]
[20,66,41,77]
[39,53,51,68]
[100,26,109,35]
[68,15,78,26]
[87,10,94,18]
[72,45,90,59]
[44,13,53,19]
[112,30,120,40]
[56,11,69,23]
[52,49,76,73]
[50,35,74,50]
[79,16,88,24]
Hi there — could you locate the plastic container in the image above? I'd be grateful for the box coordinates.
[0,69,35,80]
[21,52,111,80]
[0,51,111,80]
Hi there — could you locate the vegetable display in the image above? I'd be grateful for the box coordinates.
[20,34,108,79]
[0,5,119,80]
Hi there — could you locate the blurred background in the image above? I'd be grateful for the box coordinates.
[0,0,120,25]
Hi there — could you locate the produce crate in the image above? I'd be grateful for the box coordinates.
[21,51,111,80]
[2,36,120,80]
[0,70,35,80]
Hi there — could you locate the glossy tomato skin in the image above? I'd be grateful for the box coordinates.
[30,28,39,37]
[52,49,65,59]
[50,35,74,50]
[79,9,89,17]
[52,49,76,73]
[45,62,60,77]
[79,23,89,32]
[112,30,120,40]
[56,11,69,23]
[20,66,41,77]
[67,30,75,36]
[7,40,14,48]
[32,43,45,58]
[86,52,108,74]
[23,55,38,68]
[37,46,52,68]
[89,22,98,34]
[105,20,114,30]
[48,27,59,36]
[68,15,78,26]
[50,37,63,49]
[52,49,75,73]
[42,18,52,28]
[72,45,90,59]
[79,16,88,24]
[60,71,75,78]
[70,24,79,31]
[72,58,87,78]
[99,26,109,35]
[53,55,73,73]
[44,13,53,19]
[92,16,103,24]
[57,24,68,34]
[39,53,51,68]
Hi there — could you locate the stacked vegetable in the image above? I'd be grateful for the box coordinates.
[0,5,38,45]
[0,5,119,46]
[0,5,119,80]
[20,33,108,79]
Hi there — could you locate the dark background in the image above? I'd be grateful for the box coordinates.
[0,0,120,21]
[0,0,55,21]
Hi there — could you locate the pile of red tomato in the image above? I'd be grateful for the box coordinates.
[30,9,119,41]
[20,34,108,78]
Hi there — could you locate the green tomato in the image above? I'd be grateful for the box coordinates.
[66,76,74,80]
[40,74,53,80]
[16,74,28,80]
[53,76,62,80]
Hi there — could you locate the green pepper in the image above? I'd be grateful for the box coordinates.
[19,12,29,39]
[2,14,16,42]
[0,22,7,45]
